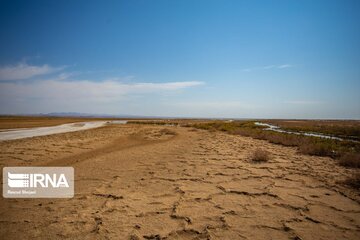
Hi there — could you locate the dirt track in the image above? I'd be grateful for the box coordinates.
[0,124,359,239]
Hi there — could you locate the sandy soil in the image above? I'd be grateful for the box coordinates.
[0,124,359,239]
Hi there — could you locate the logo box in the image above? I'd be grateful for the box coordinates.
[3,167,74,198]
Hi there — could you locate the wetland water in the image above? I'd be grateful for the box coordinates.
[254,122,347,141]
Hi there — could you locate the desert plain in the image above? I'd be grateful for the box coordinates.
[0,118,359,239]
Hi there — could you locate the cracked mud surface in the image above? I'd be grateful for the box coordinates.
[0,124,359,239]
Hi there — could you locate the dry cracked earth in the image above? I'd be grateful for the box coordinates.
[0,124,359,239]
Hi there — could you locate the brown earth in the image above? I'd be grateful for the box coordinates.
[0,124,359,239]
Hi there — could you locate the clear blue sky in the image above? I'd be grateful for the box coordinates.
[0,0,359,119]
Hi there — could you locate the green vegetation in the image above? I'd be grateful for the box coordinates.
[191,121,360,168]
[265,120,360,141]
[125,119,360,168]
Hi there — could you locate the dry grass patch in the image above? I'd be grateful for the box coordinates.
[251,148,271,163]
[188,128,199,132]
[343,172,360,189]
[299,142,334,157]
[339,153,360,168]
[191,121,360,168]
[266,120,360,141]
[159,128,177,135]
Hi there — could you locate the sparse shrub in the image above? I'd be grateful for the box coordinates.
[266,120,360,142]
[191,121,360,166]
[343,172,360,189]
[339,153,360,168]
[188,128,198,132]
[251,149,271,162]
[159,128,177,135]
[299,142,334,157]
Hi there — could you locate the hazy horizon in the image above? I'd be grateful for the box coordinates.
[1,112,360,121]
[0,0,359,119]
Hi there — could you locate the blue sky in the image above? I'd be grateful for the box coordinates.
[0,0,359,119]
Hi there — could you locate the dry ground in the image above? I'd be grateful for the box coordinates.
[0,124,359,239]
[0,116,122,130]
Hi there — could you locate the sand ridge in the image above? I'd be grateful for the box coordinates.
[0,124,359,239]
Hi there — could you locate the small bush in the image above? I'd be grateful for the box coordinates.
[159,128,177,135]
[339,153,360,168]
[343,172,360,189]
[251,149,271,162]
[191,121,360,164]
[299,142,334,157]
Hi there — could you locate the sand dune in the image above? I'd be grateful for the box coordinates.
[0,124,359,239]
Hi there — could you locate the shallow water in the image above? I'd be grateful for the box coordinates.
[0,120,127,141]
[254,122,344,141]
